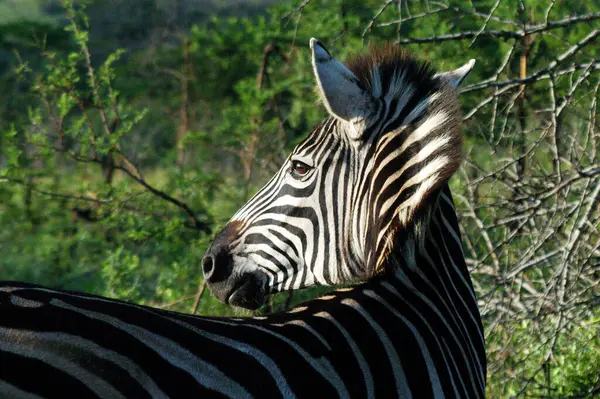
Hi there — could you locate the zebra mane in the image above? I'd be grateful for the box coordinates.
[345,44,438,102]
[350,47,464,275]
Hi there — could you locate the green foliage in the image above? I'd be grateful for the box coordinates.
[485,316,600,397]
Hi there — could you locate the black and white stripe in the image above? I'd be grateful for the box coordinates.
[1,39,485,398]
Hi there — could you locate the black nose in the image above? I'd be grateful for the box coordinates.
[202,243,233,285]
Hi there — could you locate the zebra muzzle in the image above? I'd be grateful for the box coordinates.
[202,243,266,310]
[204,271,266,310]
[226,273,265,310]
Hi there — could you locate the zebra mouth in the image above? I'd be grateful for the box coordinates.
[226,274,265,310]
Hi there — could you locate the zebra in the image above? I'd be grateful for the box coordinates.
[0,39,485,398]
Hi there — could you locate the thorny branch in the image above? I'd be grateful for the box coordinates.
[393,12,600,44]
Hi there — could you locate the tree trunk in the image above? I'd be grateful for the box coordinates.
[176,38,190,168]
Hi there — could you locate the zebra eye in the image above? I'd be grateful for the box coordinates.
[291,160,311,178]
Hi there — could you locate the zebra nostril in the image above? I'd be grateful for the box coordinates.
[202,242,234,286]
[202,255,215,280]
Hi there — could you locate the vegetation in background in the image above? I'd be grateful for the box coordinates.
[1,0,599,396]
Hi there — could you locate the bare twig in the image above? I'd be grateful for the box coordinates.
[192,280,208,314]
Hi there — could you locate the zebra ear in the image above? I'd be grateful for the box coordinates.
[310,38,372,124]
[434,59,476,87]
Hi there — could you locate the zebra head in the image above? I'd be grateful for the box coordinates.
[203,39,474,309]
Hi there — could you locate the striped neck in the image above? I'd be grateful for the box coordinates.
[274,186,487,397]
[335,184,486,395]
[380,185,473,290]
[365,185,482,336]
